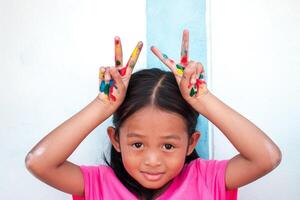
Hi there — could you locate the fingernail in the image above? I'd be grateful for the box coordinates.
[114,37,120,45]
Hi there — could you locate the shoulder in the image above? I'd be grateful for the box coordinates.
[187,158,238,199]
[72,164,119,199]
[181,158,231,188]
[176,158,229,183]
[185,157,229,175]
[74,164,138,200]
[163,158,237,199]
[79,164,114,178]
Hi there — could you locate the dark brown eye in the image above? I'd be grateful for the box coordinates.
[164,144,174,150]
[132,143,143,148]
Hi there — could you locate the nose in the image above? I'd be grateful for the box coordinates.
[144,151,162,167]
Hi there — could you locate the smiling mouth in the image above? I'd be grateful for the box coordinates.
[141,171,165,181]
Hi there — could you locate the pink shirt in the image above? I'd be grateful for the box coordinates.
[72,158,238,200]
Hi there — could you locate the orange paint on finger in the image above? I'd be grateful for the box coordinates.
[99,69,105,79]
[115,38,122,66]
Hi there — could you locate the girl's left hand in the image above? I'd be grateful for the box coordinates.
[151,29,210,106]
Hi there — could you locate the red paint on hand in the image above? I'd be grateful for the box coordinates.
[181,55,188,67]
[109,83,117,102]
[115,38,120,45]
[119,65,127,76]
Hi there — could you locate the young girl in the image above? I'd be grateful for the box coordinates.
[25,30,281,200]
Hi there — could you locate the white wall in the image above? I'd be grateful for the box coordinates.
[0,0,146,199]
[208,0,300,199]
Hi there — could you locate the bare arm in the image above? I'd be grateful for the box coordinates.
[25,97,115,196]
[194,92,282,189]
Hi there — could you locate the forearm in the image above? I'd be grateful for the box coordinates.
[25,97,115,171]
[195,92,281,167]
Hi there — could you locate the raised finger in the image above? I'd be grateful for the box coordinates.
[180,29,189,67]
[114,36,123,68]
[150,45,182,83]
[119,41,143,77]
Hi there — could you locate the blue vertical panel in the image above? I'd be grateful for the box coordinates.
[146,0,209,159]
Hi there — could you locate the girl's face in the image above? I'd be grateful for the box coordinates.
[108,106,200,189]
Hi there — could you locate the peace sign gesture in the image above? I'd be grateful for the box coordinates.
[98,37,143,104]
[151,29,209,103]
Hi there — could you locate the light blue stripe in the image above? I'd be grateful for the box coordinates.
[146,0,209,159]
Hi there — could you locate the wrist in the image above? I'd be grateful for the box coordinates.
[193,91,214,116]
[93,95,121,114]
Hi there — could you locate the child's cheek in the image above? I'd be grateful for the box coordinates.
[121,146,142,164]
[163,151,187,174]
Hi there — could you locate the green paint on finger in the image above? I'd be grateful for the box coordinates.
[190,87,197,97]
[116,60,121,66]
[162,53,168,59]
[176,64,185,71]
[199,74,204,79]
[104,84,110,95]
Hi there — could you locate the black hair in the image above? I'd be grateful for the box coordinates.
[104,68,200,200]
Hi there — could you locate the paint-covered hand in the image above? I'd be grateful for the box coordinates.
[151,29,209,105]
[98,37,143,106]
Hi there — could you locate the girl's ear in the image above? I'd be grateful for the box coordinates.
[107,126,121,152]
[187,131,201,155]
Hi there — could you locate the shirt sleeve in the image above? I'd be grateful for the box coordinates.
[196,159,238,200]
[72,165,101,200]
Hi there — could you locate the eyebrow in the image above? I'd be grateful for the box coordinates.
[127,133,181,140]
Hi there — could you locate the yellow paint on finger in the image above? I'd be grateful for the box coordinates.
[131,46,139,60]
[99,69,105,79]
[177,69,184,75]
[176,64,184,75]
[128,46,141,69]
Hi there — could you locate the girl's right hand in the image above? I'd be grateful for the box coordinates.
[98,37,143,107]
